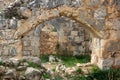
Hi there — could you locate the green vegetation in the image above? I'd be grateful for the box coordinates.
[40,54,91,67]
[0,61,3,66]
[40,54,120,80]
[52,28,57,32]
[67,66,120,80]
[53,75,63,80]
[43,73,51,79]
[60,54,90,67]
[27,62,40,69]
[40,54,49,63]
[52,67,56,72]
[85,66,120,80]
[76,68,82,74]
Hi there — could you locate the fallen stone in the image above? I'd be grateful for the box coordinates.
[25,67,42,80]
[23,56,41,66]
[16,66,26,71]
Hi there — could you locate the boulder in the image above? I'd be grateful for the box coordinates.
[23,56,41,66]
[4,69,16,80]
[25,67,42,80]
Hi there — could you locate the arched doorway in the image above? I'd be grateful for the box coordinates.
[13,5,105,69]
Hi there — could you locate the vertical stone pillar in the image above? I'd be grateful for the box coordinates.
[15,39,23,59]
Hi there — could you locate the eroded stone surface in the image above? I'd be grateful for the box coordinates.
[0,0,119,70]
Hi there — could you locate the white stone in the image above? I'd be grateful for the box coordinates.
[25,67,40,75]
[49,55,55,63]
[71,31,78,36]
[74,36,80,43]
[25,67,41,80]
[9,58,20,67]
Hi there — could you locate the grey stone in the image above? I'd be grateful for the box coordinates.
[23,62,29,67]
[74,36,81,43]
[23,51,31,56]
[71,31,78,36]
[9,17,17,29]
[79,46,85,53]
[107,42,120,51]
[23,40,31,47]
[34,25,42,37]
[10,47,17,56]
[94,7,107,19]
[9,58,20,67]
[4,69,16,79]
[99,58,114,69]
[49,55,55,63]
[88,0,99,6]
[96,19,105,30]
[23,56,41,66]
[115,57,120,66]
[16,66,27,71]
[25,67,41,80]
[0,66,5,75]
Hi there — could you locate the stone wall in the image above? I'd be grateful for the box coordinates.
[0,0,120,69]
[22,19,91,56]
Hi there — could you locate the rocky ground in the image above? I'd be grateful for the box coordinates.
[0,56,47,80]
[0,55,92,80]
[41,55,92,80]
[0,55,119,80]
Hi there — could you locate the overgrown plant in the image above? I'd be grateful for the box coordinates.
[0,61,3,66]
[86,66,120,80]
[27,62,40,69]
[76,68,82,74]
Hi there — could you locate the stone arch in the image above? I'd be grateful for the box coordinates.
[2,0,120,69]
[12,5,106,68]
[14,5,104,60]
[14,6,104,40]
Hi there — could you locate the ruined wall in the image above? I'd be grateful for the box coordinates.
[0,0,120,69]
[22,19,91,56]
[40,26,58,54]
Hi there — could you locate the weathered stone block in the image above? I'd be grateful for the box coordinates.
[10,47,17,56]
[9,18,17,29]
[91,54,98,64]
[98,58,114,69]
[95,19,105,30]
[107,41,120,51]
[5,30,15,40]
[74,36,80,43]
[68,36,74,41]
[71,31,78,36]
[86,0,100,6]
[94,7,107,19]
[115,57,120,66]
[23,40,31,47]
[78,46,85,53]
[23,51,31,56]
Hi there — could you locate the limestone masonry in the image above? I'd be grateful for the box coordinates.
[0,0,120,69]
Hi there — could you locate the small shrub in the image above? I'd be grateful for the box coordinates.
[43,73,51,79]
[0,61,3,66]
[54,75,63,80]
[27,62,39,69]
[52,28,57,32]
[39,54,49,63]
[39,54,90,67]
[86,67,120,80]
[91,65,101,73]
[77,68,82,74]
[52,68,56,72]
